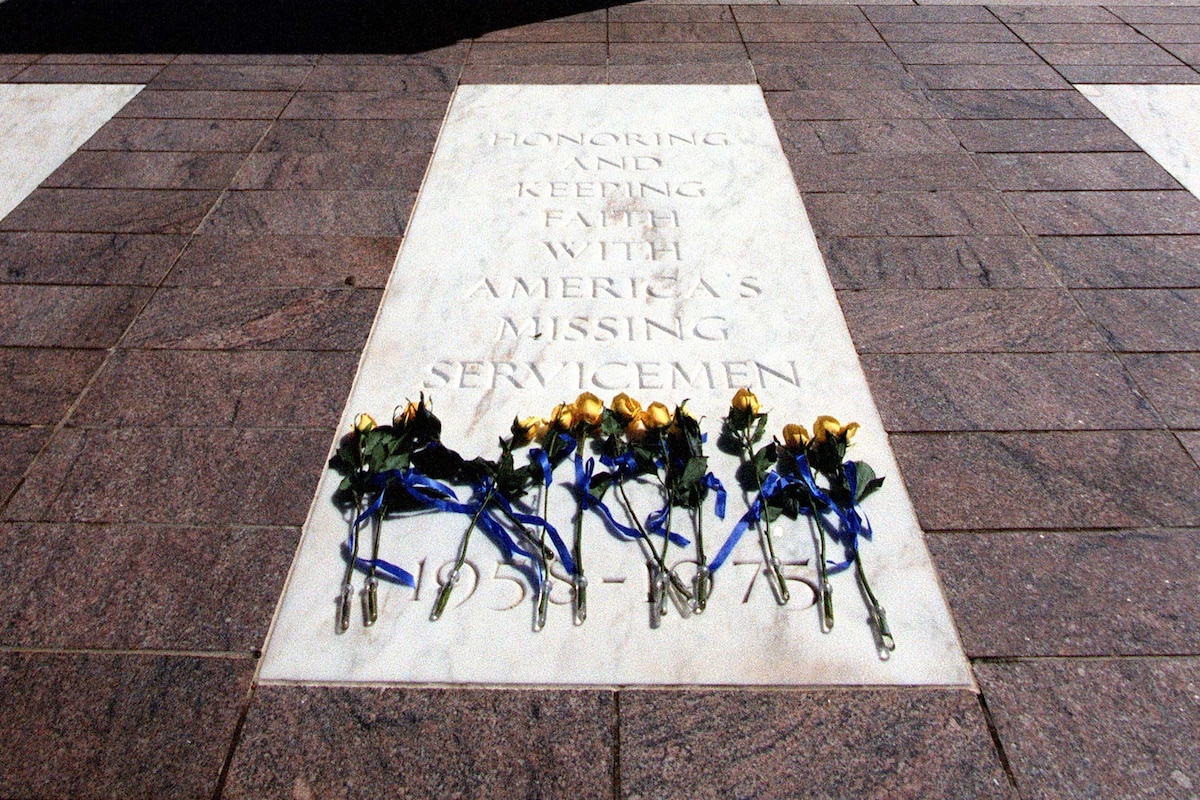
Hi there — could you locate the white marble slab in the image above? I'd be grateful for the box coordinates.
[1078,84,1200,199]
[261,84,972,688]
[0,83,142,222]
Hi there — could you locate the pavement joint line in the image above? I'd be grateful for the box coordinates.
[0,646,259,659]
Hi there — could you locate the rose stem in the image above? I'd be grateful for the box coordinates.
[365,513,380,625]
[742,428,788,604]
[339,496,362,632]
[817,517,834,632]
[854,549,894,650]
[431,486,492,621]
[616,480,691,600]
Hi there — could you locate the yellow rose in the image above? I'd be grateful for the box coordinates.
[393,401,419,429]
[730,387,761,415]
[812,416,859,445]
[641,401,672,430]
[353,413,377,433]
[610,393,642,423]
[624,415,650,442]
[512,415,549,446]
[574,392,604,427]
[782,423,809,451]
[551,402,576,431]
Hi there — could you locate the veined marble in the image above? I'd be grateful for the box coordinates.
[0,84,142,222]
[260,85,972,688]
[1078,84,1200,199]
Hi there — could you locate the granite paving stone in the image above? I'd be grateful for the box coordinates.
[974,152,1181,191]
[610,21,742,41]
[254,118,442,153]
[744,42,897,64]
[888,42,1045,64]
[1159,42,1200,64]
[1006,190,1200,235]
[609,42,751,65]
[613,5,736,22]
[0,54,43,64]
[989,7,1123,24]
[0,427,48,506]
[619,690,1015,799]
[861,353,1159,431]
[0,349,104,425]
[0,653,253,800]
[1052,64,1200,82]
[280,91,450,120]
[222,687,615,800]
[474,21,607,42]
[0,522,299,651]
[10,63,165,83]
[466,42,608,65]
[231,152,429,191]
[906,63,1071,90]
[0,64,24,80]
[165,234,399,288]
[875,22,1021,42]
[1036,235,1200,288]
[1180,432,1200,466]
[0,285,150,348]
[975,658,1200,800]
[116,90,292,120]
[3,427,331,526]
[838,289,1108,352]
[733,6,867,23]
[765,89,939,119]
[0,232,187,285]
[1074,289,1200,351]
[0,188,220,234]
[148,63,313,91]
[927,89,1103,120]
[1007,22,1151,43]
[42,151,247,190]
[37,53,175,64]
[120,286,381,350]
[1120,353,1200,427]
[300,64,461,92]
[806,192,1022,236]
[318,46,469,66]
[819,235,1058,289]
[804,118,965,153]
[462,64,608,83]
[79,118,273,152]
[862,5,998,23]
[71,349,360,427]
[605,63,755,83]
[755,62,918,91]
[949,119,1140,152]
[1111,6,1200,24]
[892,431,1200,530]
[737,22,883,42]
[197,190,415,236]
[1129,23,1200,42]
[929,529,1200,658]
[1029,42,1183,64]
[790,153,989,192]
[172,54,319,65]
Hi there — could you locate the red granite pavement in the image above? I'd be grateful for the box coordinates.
[1,4,1198,798]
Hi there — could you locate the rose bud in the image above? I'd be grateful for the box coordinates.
[353,413,377,433]
[574,392,604,427]
[551,402,576,431]
[642,401,672,430]
[610,393,642,424]
[782,423,810,452]
[730,387,761,415]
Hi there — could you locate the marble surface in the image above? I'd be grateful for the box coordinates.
[260,85,972,688]
[1077,84,1200,200]
[0,84,143,222]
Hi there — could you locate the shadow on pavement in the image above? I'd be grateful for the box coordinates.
[0,0,616,53]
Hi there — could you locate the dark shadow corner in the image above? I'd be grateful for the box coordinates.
[0,0,622,54]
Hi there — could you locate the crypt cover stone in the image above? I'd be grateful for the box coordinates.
[260,84,972,687]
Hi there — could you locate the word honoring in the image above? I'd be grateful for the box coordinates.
[422,359,805,391]
[491,131,731,147]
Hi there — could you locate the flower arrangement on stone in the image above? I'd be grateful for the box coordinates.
[326,389,892,651]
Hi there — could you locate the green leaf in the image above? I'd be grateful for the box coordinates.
[600,408,624,437]
[751,414,768,444]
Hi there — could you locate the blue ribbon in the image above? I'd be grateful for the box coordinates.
[645,504,691,548]
[709,470,795,572]
[704,473,727,520]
